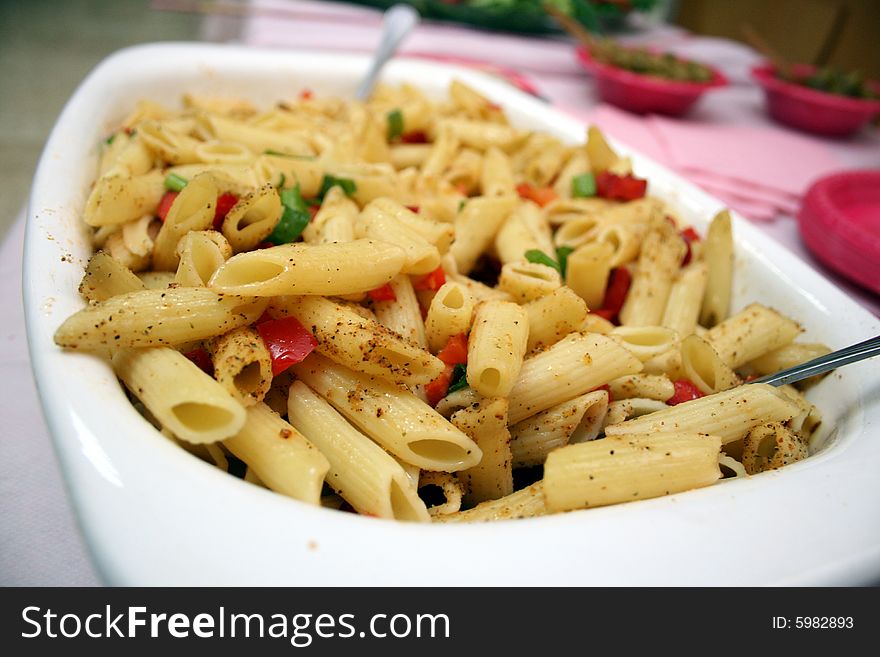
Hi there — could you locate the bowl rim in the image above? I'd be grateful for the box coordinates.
[751,64,880,113]
[576,45,728,94]
[23,41,880,586]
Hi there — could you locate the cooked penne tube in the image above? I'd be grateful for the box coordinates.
[174,230,232,287]
[523,286,589,352]
[679,334,740,395]
[740,421,809,475]
[276,295,443,386]
[543,433,722,512]
[609,325,679,362]
[662,261,708,338]
[553,215,605,250]
[54,288,267,350]
[208,239,406,296]
[209,326,273,407]
[425,281,476,353]
[83,171,165,227]
[480,146,517,197]
[418,472,464,517]
[699,209,733,327]
[495,202,555,265]
[608,373,674,402]
[113,346,247,444]
[619,222,686,326]
[301,185,358,245]
[78,252,145,302]
[372,274,428,349]
[747,342,832,377]
[509,390,609,468]
[565,242,613,309]
[292,353,482,472]
[497,261,562,303]
[604,384,801,444]
[287,381,430,521]
[451,397,513,505]
[466,301,529,397]
[355,209,441,275]
[361,198,454,253]
[508,332,643,424]
[152,173,218,271]
[603,398,669,427]
[438,118,525,152]
[220,183,282,253]
[223,403,328,506]
[432,482,545,523]
[450,196,517,274]
[705,303,802,369]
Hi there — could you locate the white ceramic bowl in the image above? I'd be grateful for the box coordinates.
[25,43,880,585]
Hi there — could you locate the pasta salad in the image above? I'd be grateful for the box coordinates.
[54,80,828,522]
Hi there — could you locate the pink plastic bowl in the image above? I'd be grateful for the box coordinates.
[798,169,880,294]
[751,65,880,137]
[576,46,727,116]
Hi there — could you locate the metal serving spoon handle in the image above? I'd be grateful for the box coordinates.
[749,334,880,387]
[355,4,420,101]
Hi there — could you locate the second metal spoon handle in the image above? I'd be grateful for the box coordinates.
[749,334,880,387]
[355,4,419,101]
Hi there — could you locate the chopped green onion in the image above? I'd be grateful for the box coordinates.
[458,199,468,212]
[105,133,116,145]
[555,246,574,280]
[318,174,357,199]
[266,184,311,245]
[571,172,597,198]
[263,149,316,160]
[164,173,188,192]
[524,249,560,272]
[387,108,404,141]
[276,173,287,190]
[447,364,469,394]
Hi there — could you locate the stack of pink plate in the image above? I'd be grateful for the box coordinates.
[798,169,880,294]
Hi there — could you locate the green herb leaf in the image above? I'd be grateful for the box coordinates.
[276,173,287,190]
[555,246,574,280]
[458,199,468,212]
[525,249,560,272]
[266,184,311,245]
[164,173,188,192]
[387,108,404,141]
[263,149,317,160]
[447,364,469,394]
[105,133,116,146]
[318,174,357,199]
[571,172,597,198]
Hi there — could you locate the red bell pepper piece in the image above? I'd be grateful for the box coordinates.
[300,89,313,100]
[596,172,647,202]
[184,348,214,376]
[367,283,397,303]
[425,366,454,407]
[157,191,179,222]
[595,267,632,324]
[424,334,469,406]
[516,183,558,208]
[437,333,468,366]
[256,316,318,376]
[400,130,429,144]
[679,226,701,266]
[413,266,446,292]
[212,192,239,230]
[592,383,614,403]
[667,379,705,406]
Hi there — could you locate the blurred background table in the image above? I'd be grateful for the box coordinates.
[1,0,877,586]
